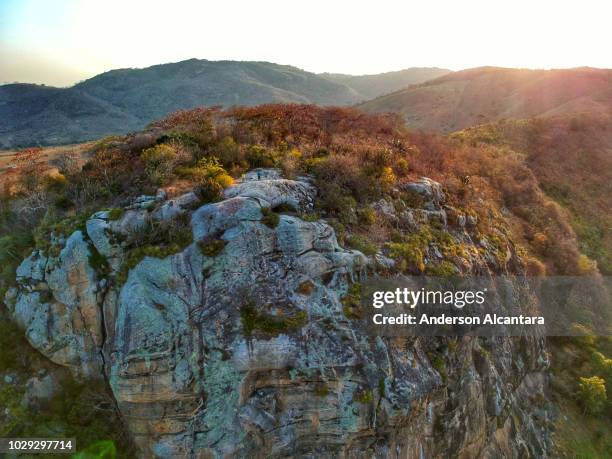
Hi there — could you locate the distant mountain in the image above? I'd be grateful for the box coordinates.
[359,66,612,132]
[0,59,445,148]
[321,67,450,100]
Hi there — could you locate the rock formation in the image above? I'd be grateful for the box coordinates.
[4,170,551,458]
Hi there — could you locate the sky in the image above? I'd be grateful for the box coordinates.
[1,0,611,87]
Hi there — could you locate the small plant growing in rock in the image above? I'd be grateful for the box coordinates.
[299,212,320,222]
[378,378,386,398]
[353,389,373,404]
[117,214,193,284]
[314,383,330,397]
[428,352,448,382]
[296,280,315,296]
[261,207,280,228]
[240,301,308,337]
[106,208,124,221]
[88,245,110,275]
[198,239,226,257]
[342,283,363,319]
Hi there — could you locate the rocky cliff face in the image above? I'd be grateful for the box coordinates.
[4,170,551,458]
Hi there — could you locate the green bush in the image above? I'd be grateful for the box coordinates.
[140,144,177,185]
[346,234,377,256]
[214,136,243,167]
[578,376,607,415]
[592,351,612,377]
[246,145,277,168]
[425,261,457,276]
[86,244,109,276]
[429,353,448,382]
[357,207,376,225]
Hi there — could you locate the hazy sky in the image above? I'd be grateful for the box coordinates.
[1,0,611,87]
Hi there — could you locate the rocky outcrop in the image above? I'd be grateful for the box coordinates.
[4,171,551,458]
[6,231,104,378]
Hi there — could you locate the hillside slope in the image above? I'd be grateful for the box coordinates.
[0,59,446,149]
[321,67,450,100]
[359,67,612,132]
[452,113,612,273]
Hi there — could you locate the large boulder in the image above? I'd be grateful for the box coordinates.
[7,231,104,378]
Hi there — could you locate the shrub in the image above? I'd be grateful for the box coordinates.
[592,352,612,378]
[316,182,357,225]
[44,173,68,193]
[425,260,457,276]
[33,212,89,257]
[214,136,243,167]
[55,152,82,175]
[240,301,308,337]
[246,145,277,168]
[194,179,221,203]
[117,214,192,284]
[342,283,363,319]
[394,158,410,175]
[576,254,597,275]
[386,226,464,274]
[140,144,177,185]
[577,376,607,415]
[346,234,377,256]
[54,194,74,210]
[357,207,376,226]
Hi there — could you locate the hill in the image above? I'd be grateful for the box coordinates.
[0,59,445,149]
[321,67,450,100]
[359,66,612,132]
[452,113,612,274]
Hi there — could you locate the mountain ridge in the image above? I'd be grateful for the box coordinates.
[359,66,612,132]
[0,59,450,149]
